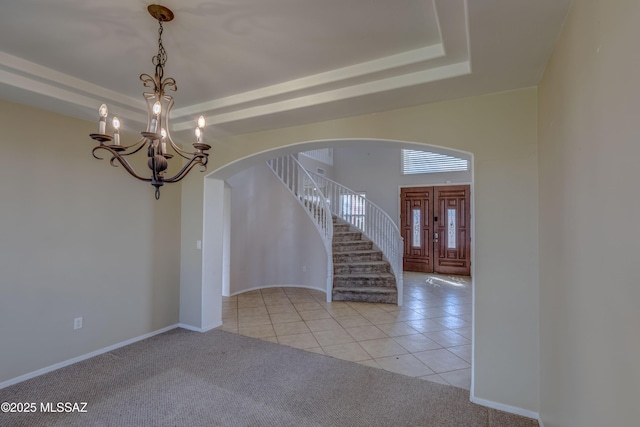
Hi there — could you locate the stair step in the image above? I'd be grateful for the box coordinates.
[333,231,363,242]
[333,273,396,288]
[332,223,352,232]
[332,240,373,252]
[332,286,398,304]
[333,250,383,263]
[334,261,390,274]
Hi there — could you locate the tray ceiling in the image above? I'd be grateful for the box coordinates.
[0,0,571,136]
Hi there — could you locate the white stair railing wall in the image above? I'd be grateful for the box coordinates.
[308,172,404,305]
[266,155,334,301]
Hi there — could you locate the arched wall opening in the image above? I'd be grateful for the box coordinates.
[196,137,475,369]
[178,88,540,417]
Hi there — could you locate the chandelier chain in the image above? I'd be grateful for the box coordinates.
[153,20,168,81]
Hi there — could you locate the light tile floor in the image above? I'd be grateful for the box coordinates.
[218,272,473,389]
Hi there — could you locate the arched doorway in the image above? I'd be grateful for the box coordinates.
[195,138,474,343]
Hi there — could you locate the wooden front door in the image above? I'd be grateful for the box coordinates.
[400,187,433,272]
[400,185,471,276]
[433,185,471,276]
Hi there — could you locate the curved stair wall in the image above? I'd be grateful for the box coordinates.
[266,155,334,301]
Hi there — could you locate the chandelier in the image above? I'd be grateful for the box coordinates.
[89,5,210,200]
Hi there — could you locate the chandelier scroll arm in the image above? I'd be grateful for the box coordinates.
[161,77,176,93]
[116,137,148,157]
[164,138,204,160]
[163,155,209,183]
[140,73,160,93]
[92,145,152,182]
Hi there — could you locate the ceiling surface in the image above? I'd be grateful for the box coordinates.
[0,0,571,137]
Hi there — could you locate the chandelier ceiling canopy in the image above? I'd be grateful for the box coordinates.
[89,4,210,200]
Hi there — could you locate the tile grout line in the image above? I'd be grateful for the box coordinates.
[223,273,473,390]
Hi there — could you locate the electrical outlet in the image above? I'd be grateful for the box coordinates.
[74,317,83,330]
[302,266,307,273]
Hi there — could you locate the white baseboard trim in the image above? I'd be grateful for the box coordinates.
[0,324,180,390]
[228,284,326,297]
[470,395,540,422]
[177,321,222,333]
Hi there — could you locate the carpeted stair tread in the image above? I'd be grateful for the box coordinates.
[334,261,390,274]
[332,286,397,293]
[333,273,396,289]
[333,273,395,280]
[333,249,382,256]
[333,261,389,267]
[332,287,398,303]
[333,242,373,248]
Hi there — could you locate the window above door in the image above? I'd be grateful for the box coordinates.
[401,149,469,175]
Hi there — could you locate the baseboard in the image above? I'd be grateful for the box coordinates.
[470,395,540,422]
[178,321,222,333]
[0,324,180,390]
[228,284,326,297]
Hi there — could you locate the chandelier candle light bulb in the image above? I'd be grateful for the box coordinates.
[151,101,161,133]
[112,117,120,145]
[98,104,108,134]
[89,4,211,200]
[196,115,205,143]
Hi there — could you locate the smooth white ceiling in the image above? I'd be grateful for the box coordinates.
[0,0,571,137]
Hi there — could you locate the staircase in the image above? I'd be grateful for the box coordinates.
[331,216,398,304]
[266,155,403,305]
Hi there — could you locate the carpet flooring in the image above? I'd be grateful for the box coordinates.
[0,328,537,426]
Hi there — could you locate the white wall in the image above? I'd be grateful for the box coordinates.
[0,99,182,384]
[333,146,471,227]
[182,88,540,415]
[297,154,335,180]
[227,162,328,294]
[538,1,640,425]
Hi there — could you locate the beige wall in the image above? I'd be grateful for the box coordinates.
[538,1,640,426]
[0,100,182,384]
[181,88,540,413]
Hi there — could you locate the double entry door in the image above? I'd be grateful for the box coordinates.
[400,185,471,276]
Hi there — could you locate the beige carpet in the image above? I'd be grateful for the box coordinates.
[0,328,537,426]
